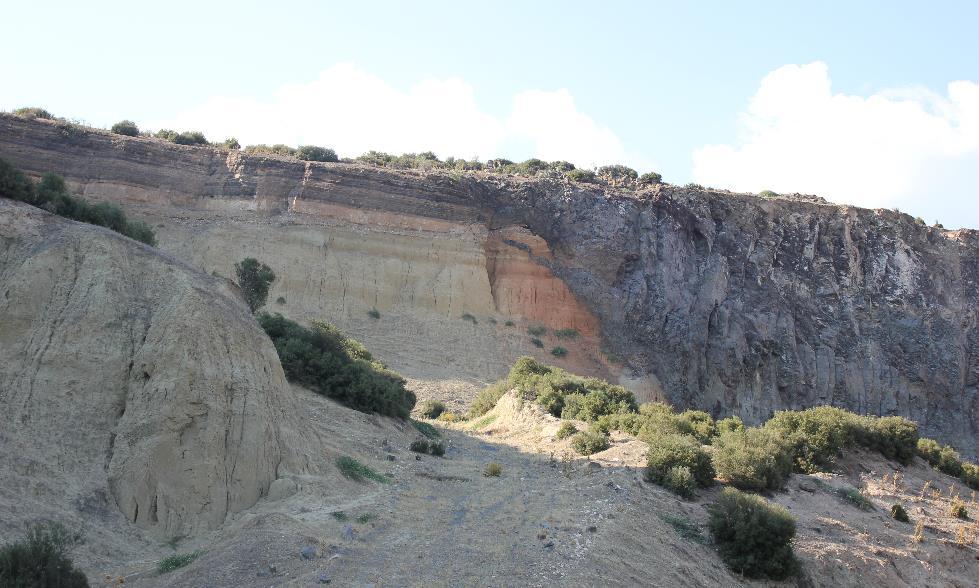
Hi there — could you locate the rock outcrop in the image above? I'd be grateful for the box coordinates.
[1,114,976,456]
[0,199,287,538]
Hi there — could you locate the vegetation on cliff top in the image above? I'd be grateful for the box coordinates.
[0,158,156,246]
[258,313,416,418]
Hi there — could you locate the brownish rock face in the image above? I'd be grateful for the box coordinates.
[1,114,976,457]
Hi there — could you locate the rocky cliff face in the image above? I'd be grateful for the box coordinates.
[0,198,288,538]
[1,114,976,456]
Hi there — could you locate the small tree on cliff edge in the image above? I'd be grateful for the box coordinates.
[235,258,276,312]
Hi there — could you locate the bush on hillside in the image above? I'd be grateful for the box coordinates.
[663,466,697,498]
[890,503,910,522]
[712,428,794,491]
[708,488,798,580]
[171,131,208,146]
[596,164,638,185]
[565,169,597,183]
[418,399,446,419]
[917,438,964,477]
[111,120,139,136]
[555,421,578,440]
[677,410,716,444]
[0,522,88,587]
[571,430,609,455]
[962,463,979,491]
[220,137,241,150]
[296,145,339,162]
[859,416,918,465]
[716,415,745,435]
[638,171,663,186]
[12,107,53,119]
[0,159,156,246]
[258,313,416,418]
[645,432,715,489]
[468,380,508,418]
[764,406,857,472]
[154,129,178,141]
[245,144,297,157]
[500,357,636,421]
[234,258,276,312]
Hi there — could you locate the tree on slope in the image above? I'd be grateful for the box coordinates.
[235,258,276,312]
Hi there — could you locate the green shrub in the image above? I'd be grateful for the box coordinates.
[645,432,714,488]
[571,431,610,455]
[367,308,381,319]
[336,456,390,483]
[461,312,478,324]
[708,488,798,580]
[527,325,546,337]
[245,143,297,157]
[890,503,909,522]
[660,514,707,544]
[158,551,203,574]
[484,462,502,477]
[638,171,663,186]
[712,428,793,491]
[296,145,339,162]
[0,160,156,245]
[566,169,597,183]
[171,131,208,146]
[961,463,979,491]
[950,498,968,519]
[220,137,240,150]
[234,258,275,312]
[836,487,873,510]
[468,380,508,418]
[858,416,918,465]
[503,357,636,420]
[276,296,286,305]
[554,328,579,339]
[765,406,859,472]
[12,107,53,119]
[596,164,638,185]
[330,511,348,521]
[429,441,445,457]
[677,410,716,444]
[418,399,446,419]
[555,421,578,440]
[411,419,440,439]
[758,190,779,198]
[259,314,415,418]
[504,320,515,327]
[0,522,88,587]
[111,120,139,136]
[410,439,430,453]
[716,415,745,435]
[530,337,544,348]
[0,158,35,202]
[917,438,964,477]
[663,466,697,498]
[550,346,568,358]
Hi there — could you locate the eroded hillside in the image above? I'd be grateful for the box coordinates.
[0,114,976,458]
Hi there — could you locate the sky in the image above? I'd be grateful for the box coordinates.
[3,1,979,228]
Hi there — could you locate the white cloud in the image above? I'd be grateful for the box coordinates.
[693,62,979,229]
[151,63,644,171]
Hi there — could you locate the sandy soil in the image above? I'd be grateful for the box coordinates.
[79,391,979,587]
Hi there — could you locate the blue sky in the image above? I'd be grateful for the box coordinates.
[4,1,979,228]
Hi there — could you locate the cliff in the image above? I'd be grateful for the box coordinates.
[1,114,976,456]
